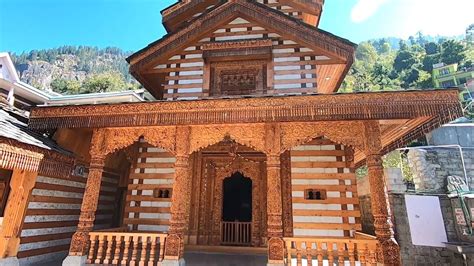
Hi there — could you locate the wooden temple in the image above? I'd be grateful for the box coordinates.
[0,0,463,265]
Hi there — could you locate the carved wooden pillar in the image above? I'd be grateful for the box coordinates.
[0,169,38,258]
[69,130,106,256]
[364,121,400,265]
[164,127,191,262]
[265,124,285,265]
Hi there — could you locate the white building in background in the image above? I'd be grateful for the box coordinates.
[0,52,147,109]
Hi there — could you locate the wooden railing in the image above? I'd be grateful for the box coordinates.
[87,227,168,265]
[221,221,252,246]
[284,233,379,266]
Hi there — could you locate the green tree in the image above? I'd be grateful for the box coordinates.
[50,78,81,94]
[370,62,399,90]
[355,42,378,63]
[394,50,417,72]
[466,24,474,44]
[82,72,127,94]
[415,31,428,46]
[422,54,440,72]
[424,42,439,55]
[440,40,466,65]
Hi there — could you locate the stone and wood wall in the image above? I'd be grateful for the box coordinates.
[290,138,361,237]
[124,142,174,233]
[17,167,121,265]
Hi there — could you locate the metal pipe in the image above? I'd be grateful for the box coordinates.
[396,145,472,188]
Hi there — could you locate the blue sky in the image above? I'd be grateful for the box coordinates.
[0,0,472,54]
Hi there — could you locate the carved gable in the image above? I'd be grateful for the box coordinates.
[150,17,343,100]
[129,1,355,99]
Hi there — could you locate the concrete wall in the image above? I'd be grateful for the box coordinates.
[358,170,465,265]
[359,193,465,264]
[390,194,463,265]
[426,125,474,147]
[407,148,474,192]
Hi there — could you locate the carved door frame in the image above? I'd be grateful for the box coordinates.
[212,158,263,246]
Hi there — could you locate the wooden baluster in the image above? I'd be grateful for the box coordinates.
[286,241,292,266]
[149,236,157,266]
[112,235,122,265]
[103,235,114,264]
[140,236,148,266]
[327,242,334,266]
[158,236,165,262]
[121,235,131,265]
[338,242,346,266]
[348,242,356,266]
[316,241,323,266]
[306,241,312,266]
[87,235,97,264]
[95,235,105,264]
[296,241,302,266]
[130,235,140,265]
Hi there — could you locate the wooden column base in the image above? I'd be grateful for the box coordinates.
[267,237,285,265]
[377,238,401,265]
[164,234,184,261]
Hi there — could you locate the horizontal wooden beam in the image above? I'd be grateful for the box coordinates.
[29,90,461,130]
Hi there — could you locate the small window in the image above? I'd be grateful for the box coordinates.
[153,188,172,199]
[305,189,327,200]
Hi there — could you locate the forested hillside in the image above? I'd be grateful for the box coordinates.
[11,46,140,94]
[8,26,474,95]
[340,29,474,92]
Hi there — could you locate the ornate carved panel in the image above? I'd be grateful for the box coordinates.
[210,61,267,96]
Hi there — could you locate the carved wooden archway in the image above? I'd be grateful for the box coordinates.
[189,124,266,154]
[279,122,366,154]
[95,127,178,157]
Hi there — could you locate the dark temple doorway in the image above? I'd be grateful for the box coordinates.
[221,172,252,246]
[223,172,252,222]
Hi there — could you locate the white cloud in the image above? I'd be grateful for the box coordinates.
[395,0,474,38]
[351,0,389,23]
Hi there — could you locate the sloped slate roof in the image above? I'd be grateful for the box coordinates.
[0,105,71,155]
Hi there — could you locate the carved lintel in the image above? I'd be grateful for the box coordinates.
[202,39,273,51]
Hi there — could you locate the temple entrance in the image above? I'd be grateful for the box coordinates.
[221,172,252,246]
[189,140,266,247]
